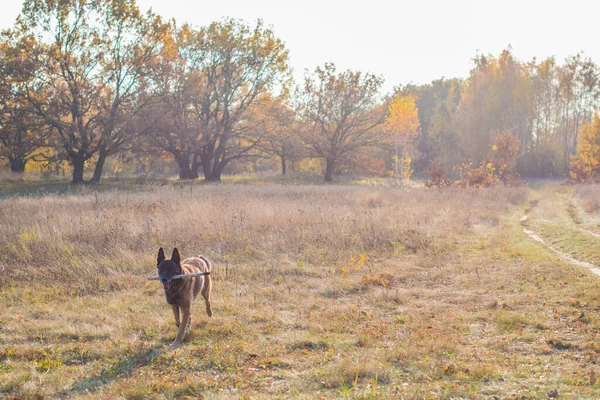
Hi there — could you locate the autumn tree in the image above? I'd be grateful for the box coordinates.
[386,94,420,183]
[0,29,50,173]
[456,49,533,170]
[297,63,386,182]
[401,79,462,172]
[89,0,168,183]
[491,130,521,186]
[529,57,563,176]
[255,95,303,175]
[18,0,165,183]
[557,53,600,170]
[570,114,600,182]
[148,19,289,181]
[17,0,105,183]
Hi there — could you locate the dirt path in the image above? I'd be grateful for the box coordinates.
[522,228,600,276]
[521,186,600,276]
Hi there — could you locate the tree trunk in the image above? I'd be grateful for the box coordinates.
[90,151,108,184]
[8,155,27,173]
[281,155,287,175]
[324,158,335,182]
[72,157,85,184]
[175,153,198,180]
[202,154,222,182]
[190,154,201,180]
[201,154,212,181]
[208,162,223,182]
[394,132,399,185]
[400,132,408,185]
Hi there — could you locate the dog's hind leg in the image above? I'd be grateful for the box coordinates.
[171,305,180,327]
[202,276,213,317]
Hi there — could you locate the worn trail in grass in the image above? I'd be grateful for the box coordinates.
[522,186,600,271]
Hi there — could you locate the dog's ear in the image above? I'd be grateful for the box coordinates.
[171,248,181,265]
[157,247,165,267]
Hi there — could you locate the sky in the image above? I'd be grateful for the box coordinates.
[1,0,599,93]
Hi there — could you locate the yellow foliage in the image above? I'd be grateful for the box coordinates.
[386,95,420,137]
[297,158,323,174]
[570,114,600,182]
[24,147,66,174]
[403,156,413,179]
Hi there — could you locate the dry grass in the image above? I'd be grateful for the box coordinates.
[0,185,525,290]
[574,184,600,213]
[3,182,600,398]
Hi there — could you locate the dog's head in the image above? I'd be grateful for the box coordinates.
[157,247,182,290]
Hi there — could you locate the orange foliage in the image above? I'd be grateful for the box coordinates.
[456,161,498,188]
[491,131,521,186]
[386,95,420,138]
[425,160,453,188]
[341,150,387,177]
[570,114,600,183]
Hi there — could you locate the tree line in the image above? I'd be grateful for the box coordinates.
[1,1,600,184]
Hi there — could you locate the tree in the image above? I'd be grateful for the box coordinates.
[529,57,563,177]
[401,79,463,172]
[18,0,105,183]
[0,29,50,173]
[570,114,600,182]
[89,0,168,183]
[19,0,165,183]
[386,94,420,184]
[297,63,386,182]
[148,20,289,181]
[456,49,533,170]
[557,53,600,170]
[255,95,303,175]
[491,130,521,186]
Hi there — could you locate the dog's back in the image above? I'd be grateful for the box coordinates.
[181,256,212,302]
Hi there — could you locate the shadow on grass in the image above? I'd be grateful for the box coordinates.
[69,344,165,394]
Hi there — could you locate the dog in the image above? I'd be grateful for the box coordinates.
[156,247,212,348]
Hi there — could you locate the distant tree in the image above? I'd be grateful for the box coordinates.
[18,0,165,183]
[401,79,463,172]
[456,49,533,170]
[0,29,50,173]
[424,160,453,188]
[297,63,386,182]
[557,53,600,170]
[529,57,563,177]
[570,114,600,182]
[491,130,521,186]
[149,19,290,181]
[144,26,202,179]
[255,95,303,175]
[18,0,106,183]
[90,0,168,183]
[386,94,420,183]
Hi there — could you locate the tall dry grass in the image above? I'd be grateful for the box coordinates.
[0,184,526,292]
[574,184,600,213]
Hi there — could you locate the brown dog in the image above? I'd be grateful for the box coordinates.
[156,247,212,348]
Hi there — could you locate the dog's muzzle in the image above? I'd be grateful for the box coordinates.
[160,277,173,290]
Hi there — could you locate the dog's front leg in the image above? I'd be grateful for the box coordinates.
[171,305,180,327]
[170,304,190,348]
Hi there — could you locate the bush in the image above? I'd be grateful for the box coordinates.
[425,160,453,188]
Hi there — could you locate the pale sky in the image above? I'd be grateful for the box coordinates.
[1,0,598,93]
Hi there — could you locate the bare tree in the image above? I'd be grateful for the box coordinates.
[297,63,386,181]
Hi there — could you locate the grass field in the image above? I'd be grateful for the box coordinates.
[1,181,600,398]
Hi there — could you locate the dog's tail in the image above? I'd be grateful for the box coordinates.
[198,255,212,273]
